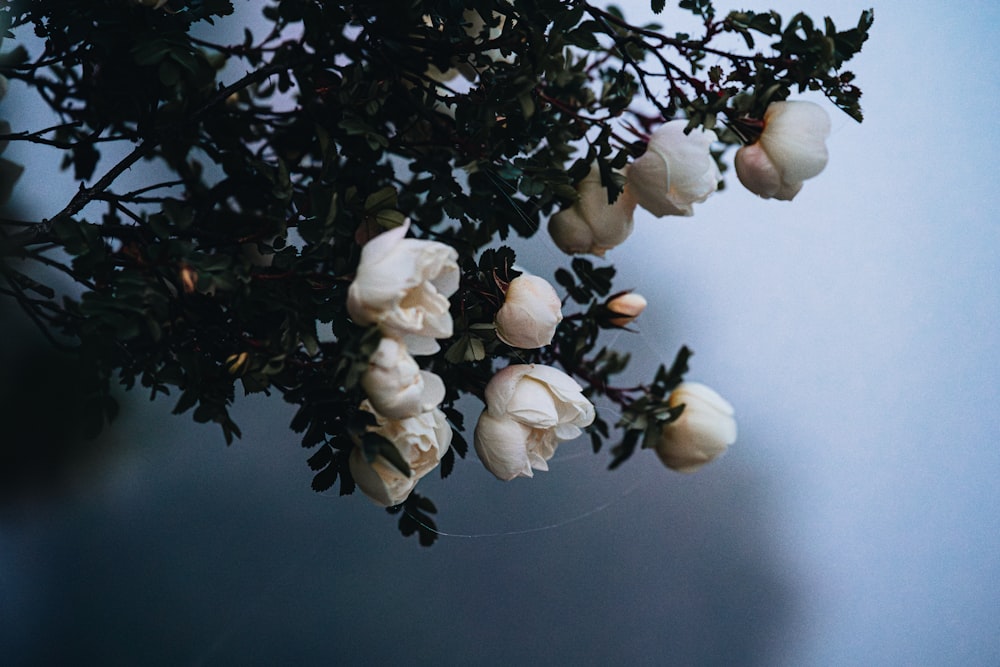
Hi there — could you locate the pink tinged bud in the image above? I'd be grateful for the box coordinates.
[548,164,637,256]
[626,120,721,217]
[606,292,647,327]
[494,274,563,349]
[735,100,831,201]
[654,382,737,473]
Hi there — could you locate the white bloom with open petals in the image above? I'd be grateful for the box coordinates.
[494,274,562,349]
[347,220,459,355]
[474,364,595,480]
[735,100,831,201]
[361,336,446,420]
[549,164,637,256]
[626,120,721,217]
[349,402,452,507]
[653,382,737,473]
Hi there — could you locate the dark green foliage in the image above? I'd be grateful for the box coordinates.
[0,0,870,542]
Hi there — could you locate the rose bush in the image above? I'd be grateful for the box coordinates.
[548,164,637,256]
[734,100,831,201]
[652,382,737,473]
[361,336,446,420]
[494,274,563,349]
[626,120,721,217]
[474,364,595,480]
[347,221,460,355]
[349,402,452,507]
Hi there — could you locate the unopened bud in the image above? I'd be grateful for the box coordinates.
[179,265,198,294]
[226,351,250,375]
[605,292,647,327]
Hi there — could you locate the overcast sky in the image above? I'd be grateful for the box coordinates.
[3,1,999,665]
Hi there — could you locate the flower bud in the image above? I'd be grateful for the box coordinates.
[604,292,647,328]
[734,100,831,201]
[653,382,737,473]
[225,352,250,376]
[626,120,721,217]
[361,336,446,420]
[179,265,198,294]
[548,164,637,256]
[494,274,562,349]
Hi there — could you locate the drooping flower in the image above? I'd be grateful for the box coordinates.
[734,100,831,201]
[349,402,452,507]
[604,291,647,328]
[347,220,459,355]
[548,164,637,256]
[474,364,595,480]
[494,274,563,349]
[652,382,737,473]
[626,120,721,217]
[361,336,446,420]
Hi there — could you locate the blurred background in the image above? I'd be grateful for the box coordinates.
[2,0,998,665]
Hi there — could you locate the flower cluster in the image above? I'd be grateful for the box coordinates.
[548,102,832,256]
[346,221,459,506]
[0,0,871,543]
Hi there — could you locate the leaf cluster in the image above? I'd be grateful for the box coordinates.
[0,0,872,542]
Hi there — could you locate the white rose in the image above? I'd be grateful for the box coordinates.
[494,274,562,349]
[347,220,459,355]
[734,100,831,201]
[653,382,737,473]
[605,291,647,328]
[474,364,595,480]
[626,120,721,217]
[548,164,637,256]
[361,336,446,420]
[349,402,452,507]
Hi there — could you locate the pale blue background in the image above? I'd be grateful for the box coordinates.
[2,1,998,665]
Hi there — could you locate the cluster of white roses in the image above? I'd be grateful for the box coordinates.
[346,217,739,506]
[341,102,834,505]
[346,222,458,506]
[549,100,832,256]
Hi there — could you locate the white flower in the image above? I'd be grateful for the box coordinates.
[361,336,446,420]
[548,165,637,256]
[494,274,562,349]
[734,100,831,201]
[347,220,459,355]
[605,291,647,328]
[132,0,169,8]
[474,364,595,480]
[626,120,721,217]
[349,402,452,507]
[653,382,737,473]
